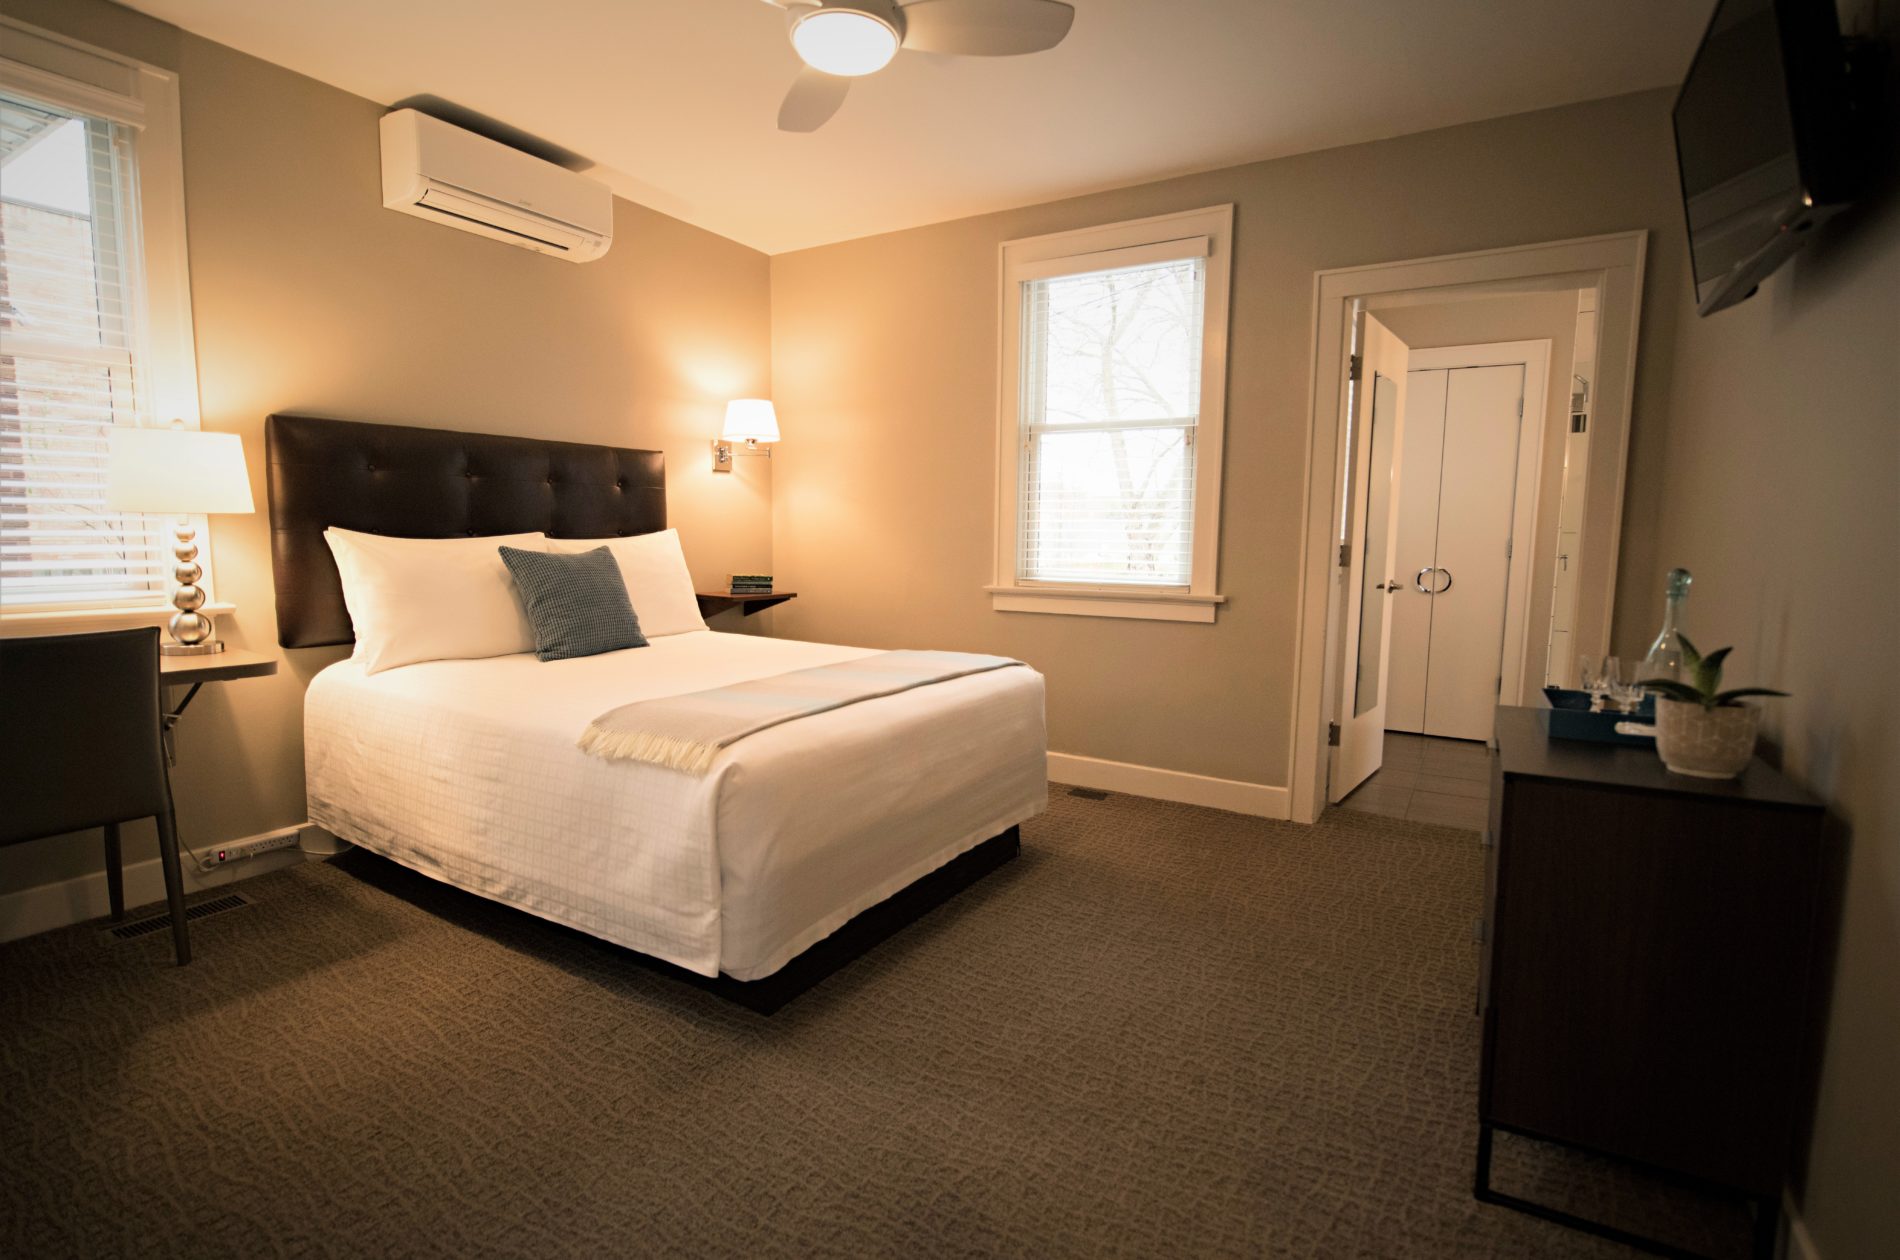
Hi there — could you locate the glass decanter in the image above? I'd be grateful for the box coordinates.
[1641,568,1693,683]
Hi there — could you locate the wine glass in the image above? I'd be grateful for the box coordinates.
[1578,654,1606,708]
[1602,657,1643,713]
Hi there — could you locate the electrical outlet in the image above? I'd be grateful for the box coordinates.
[202,828,302,869]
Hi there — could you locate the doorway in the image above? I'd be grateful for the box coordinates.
[1292,232,1647,824]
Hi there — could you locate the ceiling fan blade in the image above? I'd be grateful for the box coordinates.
[899,0,1075,56]
[777,66,851,132]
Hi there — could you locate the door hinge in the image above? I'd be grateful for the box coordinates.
[1506,538,1513,560]
[1327,721,1341,747]
[1338,541,1351,567]
[1348,353,1362,383]
[1496,675,1503,694]
[1517,397,1524,418]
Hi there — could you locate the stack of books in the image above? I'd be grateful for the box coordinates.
[727,574,773,595]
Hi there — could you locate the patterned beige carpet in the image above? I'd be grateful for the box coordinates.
[2,791,1751,1258]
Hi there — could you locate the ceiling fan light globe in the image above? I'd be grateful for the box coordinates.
[792,9,901,77]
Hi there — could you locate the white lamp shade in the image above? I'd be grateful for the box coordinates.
[721,399,781,444]
[107,427,255,515]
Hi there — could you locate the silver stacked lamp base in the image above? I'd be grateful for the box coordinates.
[162,516,224,656]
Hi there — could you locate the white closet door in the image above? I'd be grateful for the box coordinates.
[1423,364,1524,740]
[1385,368,1446,733]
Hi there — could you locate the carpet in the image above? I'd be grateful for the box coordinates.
[1,791,1751,1258]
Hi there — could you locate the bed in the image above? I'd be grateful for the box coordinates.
[268,414,1046,1009]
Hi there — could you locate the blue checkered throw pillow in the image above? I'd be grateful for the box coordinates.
[498,545,646,661]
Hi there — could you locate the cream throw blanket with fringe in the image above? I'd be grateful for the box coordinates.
[578,650,1024,774]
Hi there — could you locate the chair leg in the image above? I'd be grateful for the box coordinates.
[153,807,192,966]
[103,823,125,921]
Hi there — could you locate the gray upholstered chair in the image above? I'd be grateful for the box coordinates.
[0,628,191,963]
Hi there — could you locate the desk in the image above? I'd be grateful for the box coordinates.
[159,648,277,760]
[160,648,278,686]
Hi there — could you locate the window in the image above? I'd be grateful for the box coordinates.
[0,20,202,617]
[991,206,1231,622]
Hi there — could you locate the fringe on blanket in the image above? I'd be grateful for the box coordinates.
[576,725,723,775]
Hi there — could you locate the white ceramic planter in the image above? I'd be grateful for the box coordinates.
[1653,698,1760,779]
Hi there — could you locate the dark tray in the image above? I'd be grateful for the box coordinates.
[1542,687,1655,747]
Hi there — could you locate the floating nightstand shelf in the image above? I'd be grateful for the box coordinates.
[695,590,797,618]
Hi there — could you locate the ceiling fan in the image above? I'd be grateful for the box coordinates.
[761,0,1077,132]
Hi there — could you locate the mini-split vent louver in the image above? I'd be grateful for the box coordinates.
[104,893,250,943]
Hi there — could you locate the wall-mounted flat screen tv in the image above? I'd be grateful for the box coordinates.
[1672,0,1875,315]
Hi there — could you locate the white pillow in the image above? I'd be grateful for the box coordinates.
[546,529,706,637]
[324,528,547,674]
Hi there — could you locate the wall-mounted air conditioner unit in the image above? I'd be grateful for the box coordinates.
[379,109,612,262]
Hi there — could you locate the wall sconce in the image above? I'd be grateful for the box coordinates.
[713,398,780,472]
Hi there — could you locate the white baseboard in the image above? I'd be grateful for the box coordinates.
[1048,752,1291,819]
[0,823,324,944]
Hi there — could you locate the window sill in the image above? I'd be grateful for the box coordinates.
[986,585,1223,623]
[0,601,235,637]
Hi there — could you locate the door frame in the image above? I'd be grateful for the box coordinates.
[1289,232,1646,823]
[1403,339,1552,721]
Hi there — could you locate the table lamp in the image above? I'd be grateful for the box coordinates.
[107,424,254,655]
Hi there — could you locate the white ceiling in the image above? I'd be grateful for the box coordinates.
[117,0,1710,254]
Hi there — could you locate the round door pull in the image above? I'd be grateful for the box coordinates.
[1415,566,1436,593]
[1433,568,1453,594]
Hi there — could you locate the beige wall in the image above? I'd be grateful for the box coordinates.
[769,89,1688,786]
[0,0,775,890]
[1609,37,1900,1258]
[5,4,1893,1252]
[770,80,1898,1252]
[1373,289,1581,694]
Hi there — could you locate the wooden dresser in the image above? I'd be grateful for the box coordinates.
[1478,706,1825,1258]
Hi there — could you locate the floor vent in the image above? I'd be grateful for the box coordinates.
[1067,787,1110,801]
[105,893,250,942]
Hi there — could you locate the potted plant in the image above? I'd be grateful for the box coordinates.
[1639,635,1787,779]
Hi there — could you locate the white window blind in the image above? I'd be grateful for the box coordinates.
[1017,254,1206,587]
[0,89,169,609]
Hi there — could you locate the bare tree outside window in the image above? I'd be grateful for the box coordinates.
[1020,256,1205,586]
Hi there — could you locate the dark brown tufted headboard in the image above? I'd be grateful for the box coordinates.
[265,414,666,649]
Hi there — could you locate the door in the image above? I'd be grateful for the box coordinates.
[1329,313,1409,802]
[1386,363,1526,741]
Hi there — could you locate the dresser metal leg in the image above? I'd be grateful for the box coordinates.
[1474,1123,1740,1260]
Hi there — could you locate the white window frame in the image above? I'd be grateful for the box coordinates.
[989,205,1232,623]
[0,17,217,628]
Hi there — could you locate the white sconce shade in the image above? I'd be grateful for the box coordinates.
[107,427,255,515]
[721,399,781,444]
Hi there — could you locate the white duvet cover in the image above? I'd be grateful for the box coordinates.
[304,631,1047,980]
